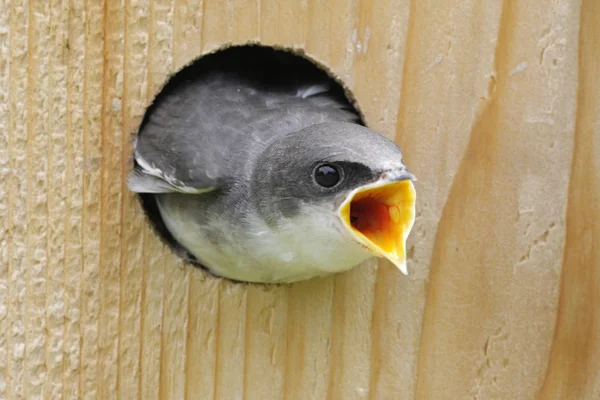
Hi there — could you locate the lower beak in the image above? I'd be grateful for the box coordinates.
[337,174,416,275]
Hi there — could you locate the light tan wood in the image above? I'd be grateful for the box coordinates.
[538,0,600,398]
[0,0,598,399]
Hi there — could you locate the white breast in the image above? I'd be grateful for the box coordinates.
[157,198,373,283]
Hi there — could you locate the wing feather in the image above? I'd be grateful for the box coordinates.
[127,46,362,195]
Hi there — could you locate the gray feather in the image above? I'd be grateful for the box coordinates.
[128,57,360,194]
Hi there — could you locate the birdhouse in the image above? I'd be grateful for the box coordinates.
[0,1,598,399]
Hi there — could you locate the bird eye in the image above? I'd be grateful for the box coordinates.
[314,164,341,188]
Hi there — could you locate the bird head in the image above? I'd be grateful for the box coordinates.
[250,121,416,275]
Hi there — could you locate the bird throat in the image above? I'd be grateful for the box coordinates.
[338,179,416,274]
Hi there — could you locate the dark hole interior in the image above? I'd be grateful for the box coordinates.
[133,43,365,269]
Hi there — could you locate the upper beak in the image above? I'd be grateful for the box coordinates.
[337,170,416,275]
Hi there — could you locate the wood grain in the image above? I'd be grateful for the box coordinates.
[63,0,87,398]
[414,1,579,398]
[117,0,149,398]
[0,0,10,397]
[538,1,600,398]
[7,1,29,398]
[0,0,598,399]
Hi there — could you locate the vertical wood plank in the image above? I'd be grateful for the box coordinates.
[159,262,189,400]
[282,279,335,400]
[304,0,360,81]
[538,1,600,398]
[258,0,277,45]
[117,0,150,398]
[327,0,360,80]
[352,0,409,130]
[24,0,51,398]
[414,0,579,398]
[98,0,126,398]
[138,2,169,397]
[327,261,377,400]
[243,285,288,400]
[202,0,232,51]
[139,240,165,400]
[137,3,166,400]
[172,0,203,69]
[147,0,174,100]
[213,281,247,400]
[232,0,259,42]
[146,1,193,399]
[62,0,87,396]
[304,0,330,62]
[260,0,308,47]
[7,1,29,399]
[80,0,105,397]
[0,0,10,395]
[276,0,307,46]
[45,0,70,397]
[184,272,218,400]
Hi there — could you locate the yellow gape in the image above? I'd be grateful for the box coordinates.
[338,179,416,274]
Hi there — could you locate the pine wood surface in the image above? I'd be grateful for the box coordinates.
[0,0,598,399]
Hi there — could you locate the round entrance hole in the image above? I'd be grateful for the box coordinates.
[131,43,366,273]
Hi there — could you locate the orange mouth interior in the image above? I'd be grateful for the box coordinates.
[339,179,416,273]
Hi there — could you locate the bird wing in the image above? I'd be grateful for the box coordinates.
[127,47,361,194]
[128,139,219,194]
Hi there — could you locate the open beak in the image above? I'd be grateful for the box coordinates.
[337,171,416,275]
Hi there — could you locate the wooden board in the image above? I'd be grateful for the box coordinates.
[0,0,597,399]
